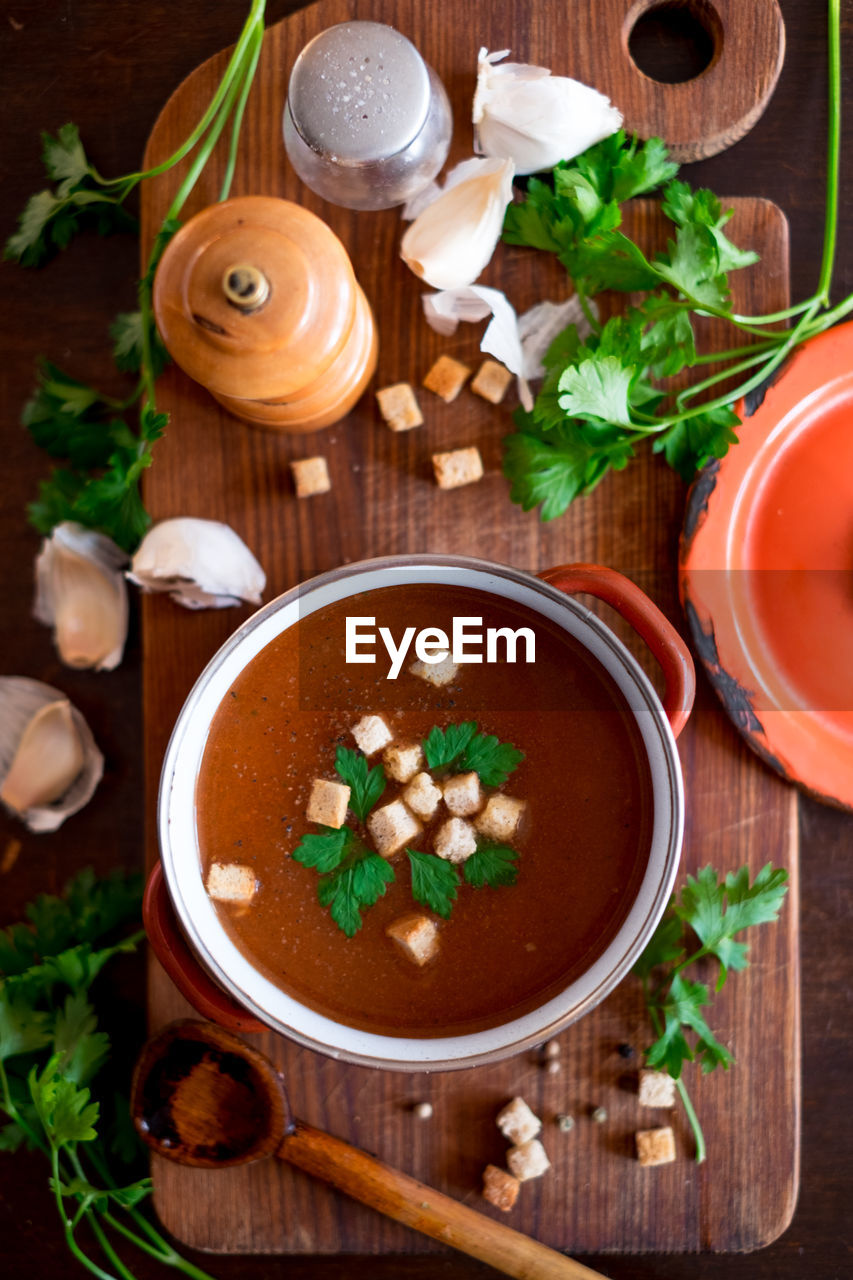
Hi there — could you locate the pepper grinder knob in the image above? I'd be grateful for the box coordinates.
[222,264,270,312]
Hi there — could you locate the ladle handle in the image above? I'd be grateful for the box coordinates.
[279,1122,605,1280]
[539,563,695,738]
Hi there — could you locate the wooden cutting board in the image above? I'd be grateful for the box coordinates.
[140,0,798,1257]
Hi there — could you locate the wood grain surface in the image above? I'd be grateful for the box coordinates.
[138,2,798,1257]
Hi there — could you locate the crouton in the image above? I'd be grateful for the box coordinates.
[496,1097,541,1146]
[375,382,423,432]
[423,354,471,403]
[368,799,421,858]
[476,794,526,842]
[386,913,439,966]
[383,742,423,784]
[352,714,393,756]
[432,446,484,490]
[434,817,477,863]
[410,654,458,686]
[482,1165,520,1213]
[506,1138,551,1182]
[206,863,257,903]
[638,1068,677,1109]
[636,1126,677,1167]
[403,771,443,820]
[306,778,350,829]
[290,456,331,497]
[442,771,482,817]
[471,359,513,405]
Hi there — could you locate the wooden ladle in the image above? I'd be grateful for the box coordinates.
[131,1020,606,1280]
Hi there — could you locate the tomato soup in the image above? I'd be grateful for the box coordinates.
[196,584,652,1037]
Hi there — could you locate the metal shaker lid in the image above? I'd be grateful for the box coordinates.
[287,21,431,164]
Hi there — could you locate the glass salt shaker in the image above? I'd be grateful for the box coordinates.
[283,21,452,211]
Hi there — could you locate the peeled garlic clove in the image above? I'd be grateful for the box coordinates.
[400,156,515,291]
[127,517,266,610]
[0,678,104,833]
[34,522,129,671]
[473,48,623,175]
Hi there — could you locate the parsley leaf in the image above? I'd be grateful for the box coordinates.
[293,827,352,874]
[407,850,459,919]
[29,1057,99,1145]
[4,124,138,268]
[334,746,385,821]
[0,991,53,1061]
[558,353,635,428]
[503,408,632,520]
[459,733,524,787]
[296,827,395,936]
[423,723,524,786]
[675,863,789,988]
[463,844,518,889]
[653,404,740,481]
[318,853,394,937]
[110,311,170,380]
[422,722,478,771]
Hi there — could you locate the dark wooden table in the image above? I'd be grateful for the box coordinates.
[1,2,850,1277]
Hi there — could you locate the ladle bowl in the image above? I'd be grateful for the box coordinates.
[131,1020,607,1280]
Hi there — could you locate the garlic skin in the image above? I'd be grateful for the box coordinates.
[422,289,598,411]
[34,522,129,671]
[473,49,623,176]
[0,678,104,833]
[127,518,266,610]
[400,156,515,290]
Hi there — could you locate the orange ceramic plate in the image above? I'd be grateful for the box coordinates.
[679,321,853,809]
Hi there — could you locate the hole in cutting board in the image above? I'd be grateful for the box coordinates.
[627,0,721,84]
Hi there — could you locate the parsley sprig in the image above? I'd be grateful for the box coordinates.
[422,722,524,787]
[294,827,394,937]
[5,0,267,550]
[502,0,849,518]
[633,863,788,1163]
[334,746,386,822]
[0,868,218,1280]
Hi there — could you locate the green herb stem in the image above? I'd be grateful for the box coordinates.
[818,0,842,303]
[688,338,778,366]
[219,19,265,202]
[675,348,777,408]
[99,1210,218,1280]
[88,1213,138,1280]
[50,1146,116,1280]
[103,0,267,192]
[645,992,706,1164]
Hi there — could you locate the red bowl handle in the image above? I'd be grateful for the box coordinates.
[143,861,266,1033]
[538,564,695,739]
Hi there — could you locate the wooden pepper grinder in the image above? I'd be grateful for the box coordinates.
[152,195,377,432]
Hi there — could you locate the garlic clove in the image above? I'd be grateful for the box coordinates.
[34,522,129,671]
[1,701,83,813]
[127,517,266,610]
[0,678,104,833]
[400,156,515,291]
[473,48,623,175]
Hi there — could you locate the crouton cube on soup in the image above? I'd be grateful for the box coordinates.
[306,778,350,829]
[368,799,422,858]
[352,714,393,756]
[386,913,439,966]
